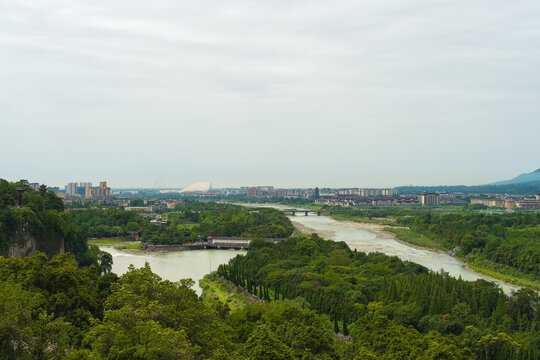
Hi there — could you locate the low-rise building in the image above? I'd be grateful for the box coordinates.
[269,189,285,198]
[505,200,516,209]
[470,198,505,207]
[515,199,540,210]
[124,206,154,212]
[371,199,396,206]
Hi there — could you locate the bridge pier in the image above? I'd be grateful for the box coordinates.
[317,211,321,216]
[291,211,295,216]
[304,211,309,216]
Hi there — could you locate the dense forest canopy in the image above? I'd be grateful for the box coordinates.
[0,253,348,359]
[0,179,110,273]
[219,236,540,360]
[400,212,539,275]
[6,247,538,360]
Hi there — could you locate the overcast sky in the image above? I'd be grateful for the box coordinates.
[1,0,539,188]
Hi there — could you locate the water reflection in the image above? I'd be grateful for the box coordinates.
[100,246,244,295]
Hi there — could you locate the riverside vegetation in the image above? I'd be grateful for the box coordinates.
[400,212,539,290]
[3,238,538,360]
[325,208,539,290]
[70,201,294,244]
[219,236,539,360]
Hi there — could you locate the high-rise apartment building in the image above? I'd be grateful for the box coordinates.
[64,181,112,198]
[76,182,92,196]
[66,182,78,196]
[418,192,440,206]
[97,181,111,197]
[79,182,92,190]
[86,188,97,198]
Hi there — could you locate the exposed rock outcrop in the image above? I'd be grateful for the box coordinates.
[7,224,65,258]
[7,231,37,257]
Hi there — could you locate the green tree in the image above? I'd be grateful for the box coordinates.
[243,324,293,360]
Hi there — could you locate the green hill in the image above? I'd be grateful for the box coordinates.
[491,168,540,185]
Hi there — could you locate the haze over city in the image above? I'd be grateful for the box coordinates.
[1,0,539,188]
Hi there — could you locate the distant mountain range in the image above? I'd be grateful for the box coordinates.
[490,168,540,185]
[397,168,540,195]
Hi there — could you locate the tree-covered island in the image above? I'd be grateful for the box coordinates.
[70,201,294,245]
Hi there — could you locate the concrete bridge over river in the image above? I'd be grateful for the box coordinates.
[282,209,324,216]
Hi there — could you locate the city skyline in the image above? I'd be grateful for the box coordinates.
[1,1,539,187]
[4,166,538,190]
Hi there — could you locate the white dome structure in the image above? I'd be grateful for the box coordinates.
[179,182,212,193]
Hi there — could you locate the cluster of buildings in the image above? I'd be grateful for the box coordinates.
[28,182,61,194]
[246,186,285,198]
[318,191,540,209]
[314,191,473,207]
[63,197,184,214]
[241,187,399,200]
[124,198,184,212]
[470,194,540,210]
[220,186,311,198]
[85,182,112,198]
[316,194,418,207]
[335,188,397,197]
[64,181,111,198]
[23,178,540,212]
[313,188,426,207]
[223,185,539,209]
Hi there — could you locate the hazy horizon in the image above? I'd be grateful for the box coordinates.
[2,166,538,190]
[2,1,539,188]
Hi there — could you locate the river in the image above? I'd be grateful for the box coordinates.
[286,212,520,294]
[100,205,520,296]
[99,246,244,295]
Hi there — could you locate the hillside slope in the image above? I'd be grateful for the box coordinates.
[491,168,540,185]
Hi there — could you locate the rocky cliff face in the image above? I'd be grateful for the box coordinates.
[7,231,37,257]
[7,224,65,258]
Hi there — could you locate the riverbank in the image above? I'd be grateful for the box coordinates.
[293,219,448,254]
[92,239,209,255]
[289,219,526,292]
[90,238,146,254]
[464,259,539,291]
[375,227,537,291]
[381,227,446,252]
[291,220,335,239]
